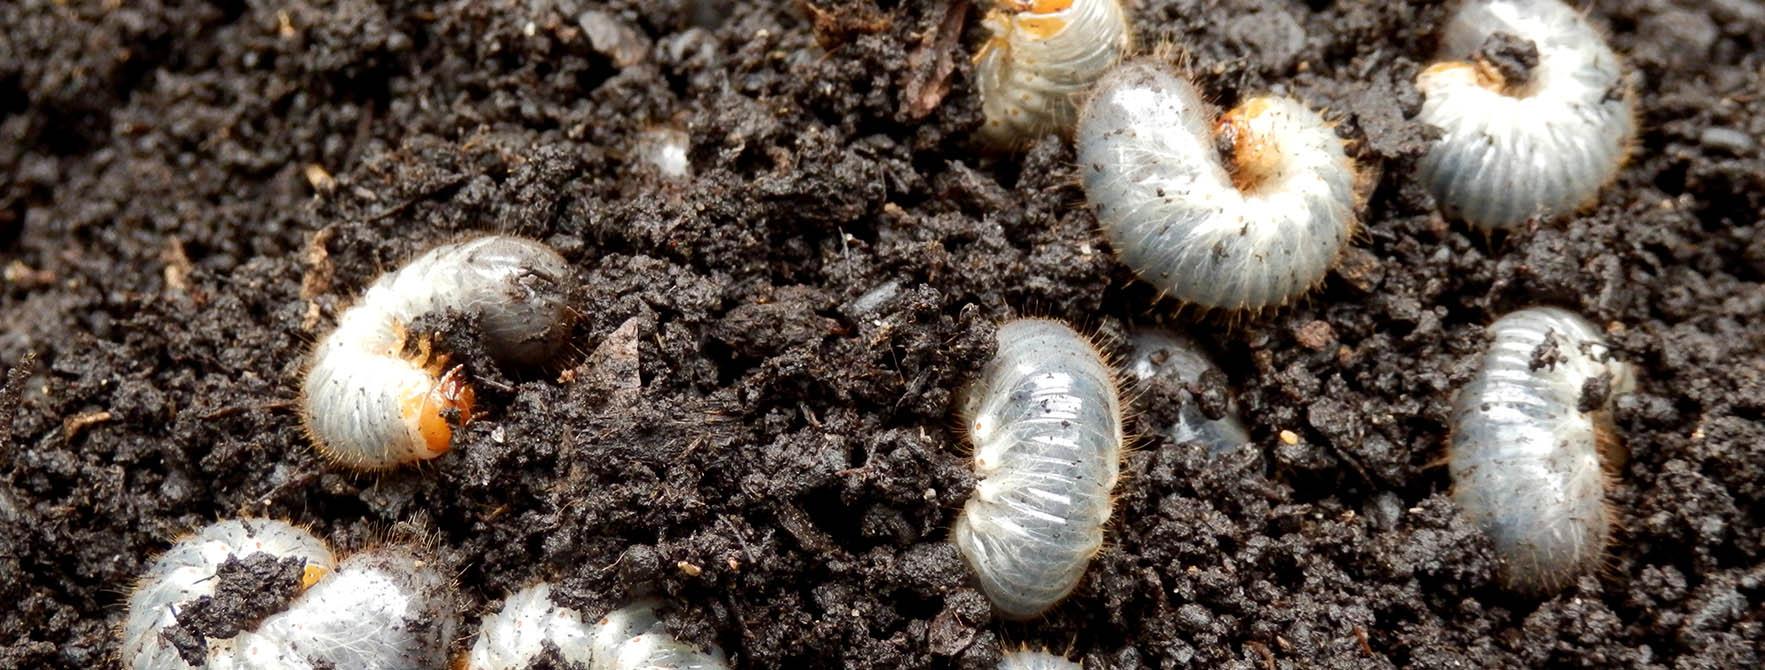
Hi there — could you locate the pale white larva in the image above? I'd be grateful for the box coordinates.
[464,583,727,670]
[301,235,574,469]
[999,648,1082,670]
[1416,0,1636,230]
[122,519,458,670]
[975,0,1132,147]
[953,318,1124,619]
[1450,307,1635,593]
[1076,61,1359,311]
[1127,330,1250,455]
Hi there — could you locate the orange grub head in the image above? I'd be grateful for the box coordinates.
[402,365,475,457]
[1217,98,1283,194]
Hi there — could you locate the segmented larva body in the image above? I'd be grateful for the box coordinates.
[123,519,457,670]
[976,0,1132,146]
[302,235,573,469]
[1416,0,1636,230]
[1127,330,1250,454]
[999,649,1082,670]
[1450,307,1635,592]
[953,318,1124,619]
[464,583,727,670]
[1077,61,1358,310]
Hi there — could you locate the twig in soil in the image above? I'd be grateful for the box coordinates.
[202,400,294,420]
[62,410,115,443]
[0,355,34,467]
[363,173,468,223]
[1245,640,1276,670]
[901,0,970,120]
[718,514,758,566]
[798,0,891,49]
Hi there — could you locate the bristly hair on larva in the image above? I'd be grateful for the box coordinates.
[461,583,728,670]
[1449,307,1636,594]
[998,647,1083,670]
[1076,59,1360,312]
[300,235,575,470]
[1416,0,1637,231]
[121,518,458,670]
[975,0,1133,148]
[953,318,1126,619]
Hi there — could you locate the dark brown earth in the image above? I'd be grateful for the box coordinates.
[3,0,1762,668]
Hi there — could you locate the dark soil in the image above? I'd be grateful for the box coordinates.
[3,0,1762,668]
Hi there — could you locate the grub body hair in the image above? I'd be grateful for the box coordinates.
[1450,307,1634,592]
[1416,0,1636,230]
[976,0,1132,146]
[953,318,1124,619]
[1077,61,1358,310]
[464,583,727,670]
[301,235,573,469]
[122,519,457,670]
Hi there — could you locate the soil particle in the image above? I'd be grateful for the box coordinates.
[3,0,1764,668]
[160,553,306,665]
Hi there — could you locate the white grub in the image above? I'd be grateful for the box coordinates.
[953,318,1124,619]
[1127,330,1250,454]
[1077,60,1358,311]
[300,235,573,469]
[123,519,457,670]
[464,583,727,670]
[976,0,1132,147]
[1450,307,1635,593]
[999,648,1082,670]
[1416,0,1636,230]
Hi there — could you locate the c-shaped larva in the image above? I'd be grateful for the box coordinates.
[1416,0,1636,230]
[1450,307,1634,592]
[1077,61,1358,310]
[123,519,457,670]
[463,583,728,670]
[301,235,574,469]
[1127,330,1250,455]
[999,648,1081,670]
[975,0,1132,147]
[953,318,1124,619]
